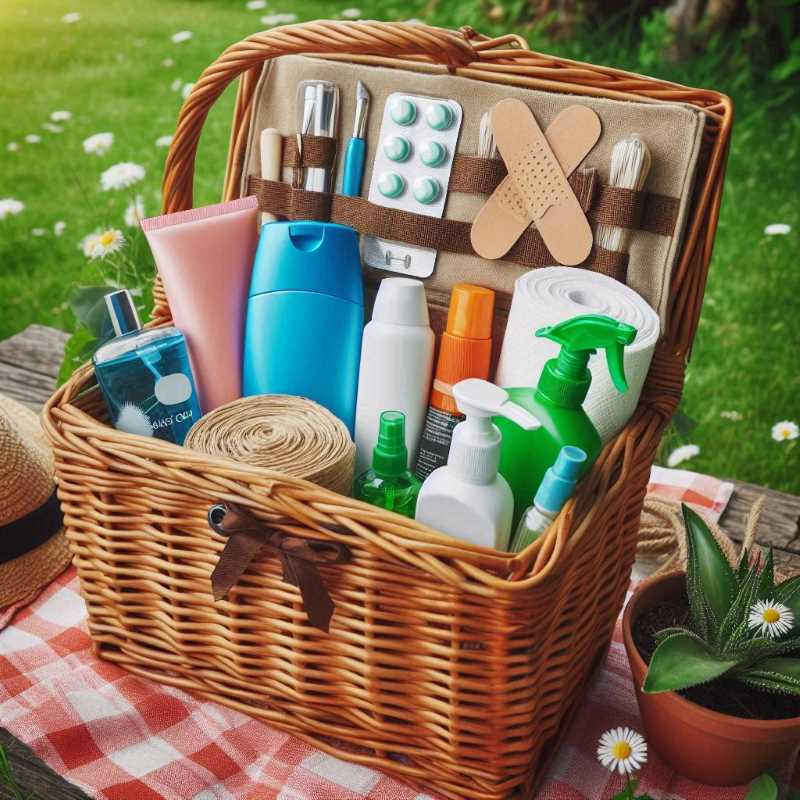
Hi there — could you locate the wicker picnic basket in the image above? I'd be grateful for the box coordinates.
[42,21,732,800]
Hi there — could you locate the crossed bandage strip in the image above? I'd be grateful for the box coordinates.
[471,99,602,266]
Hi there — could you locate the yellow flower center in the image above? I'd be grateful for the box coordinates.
[763,608,781,624]
[611,741,632,761]
[99,231,116,246]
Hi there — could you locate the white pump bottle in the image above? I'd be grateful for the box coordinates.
[414,378,541,550]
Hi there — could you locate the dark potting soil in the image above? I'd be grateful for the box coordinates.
[632,594,800,720]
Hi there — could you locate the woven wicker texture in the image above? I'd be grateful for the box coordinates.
[42,21,733,800]
[185,395,355,495]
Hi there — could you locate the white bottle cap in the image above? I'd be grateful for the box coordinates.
[448,379,541,485]
[371,277,430,327]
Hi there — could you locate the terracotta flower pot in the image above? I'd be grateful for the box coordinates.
[622,572,800,786]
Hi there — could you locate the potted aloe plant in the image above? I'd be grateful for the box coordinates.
[622,504,800,785]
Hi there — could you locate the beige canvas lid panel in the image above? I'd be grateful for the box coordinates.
[238,54,706,330]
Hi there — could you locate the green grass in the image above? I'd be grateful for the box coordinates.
[1,0,798,492]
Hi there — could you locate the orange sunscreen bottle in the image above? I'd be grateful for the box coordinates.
[414,284,494,480]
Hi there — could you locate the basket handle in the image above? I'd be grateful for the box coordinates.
[162,21,489,213]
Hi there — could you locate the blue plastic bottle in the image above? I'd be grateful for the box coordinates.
[243,221,364,432]
[92,289,202,445]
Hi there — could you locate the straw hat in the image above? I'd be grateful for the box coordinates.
[0,394,71,607]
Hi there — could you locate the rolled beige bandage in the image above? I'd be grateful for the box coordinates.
[185,395,355,495]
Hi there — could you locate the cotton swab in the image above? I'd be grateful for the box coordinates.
[596,134,652,254]
[479,111,498,158]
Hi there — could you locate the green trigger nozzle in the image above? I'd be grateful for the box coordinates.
[535,314,637,405]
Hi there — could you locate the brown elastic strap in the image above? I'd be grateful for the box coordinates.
[448,154,678,236]
[247,175,628,281]
[269,140,677,236]
[281,135,337,169]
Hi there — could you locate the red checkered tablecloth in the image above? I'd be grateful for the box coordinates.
[1,468,796,800]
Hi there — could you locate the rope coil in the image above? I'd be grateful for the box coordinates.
[638,494,766,578]
[185,395,355,496]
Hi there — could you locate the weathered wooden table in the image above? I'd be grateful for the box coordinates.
[1,324,799,800]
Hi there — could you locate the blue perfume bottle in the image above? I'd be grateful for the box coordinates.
[92,289,202,445]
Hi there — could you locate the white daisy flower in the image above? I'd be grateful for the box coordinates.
[42,122,63,133]
[171,30,192,44]
[720,410,743,421]
[340,7,362,18]
[666,443,700,468]
[170,78,183,92]
[124,195,146,227]
[155,134,173,148]
[100,162,146,191]
[260,12,297,25]
[6,142,19,152]
[31,227,46,237]
[764,223,791,236]
[83,132,114,156]
[772,420,799,442]
[246,0,267,8]
[54,221,66,236]
[181,82,195,100]
[597,727,647,775]
[162,57,174,68]
[62,12,81,23]
[50,110,72,122]
[25,134,41,144]
[81,228,125,260]
[749,600,794,639]
[0,198,25,219]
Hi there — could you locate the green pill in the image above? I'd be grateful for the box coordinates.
[390,98,417,126]
[412,176,441,205]
[420,140,447,167]
[425,103,455,131]
[378,171,406,199]
[383,135,411,162]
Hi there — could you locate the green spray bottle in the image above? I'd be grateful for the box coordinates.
[495,314,637,529]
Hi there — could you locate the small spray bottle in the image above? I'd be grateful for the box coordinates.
[511,446,587,553]
[415,378,541,550]
[354,411,422,518]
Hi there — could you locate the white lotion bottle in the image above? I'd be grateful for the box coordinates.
[354,278,435,474]
[415,378,541,550]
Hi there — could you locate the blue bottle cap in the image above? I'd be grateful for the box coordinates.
[249,221,363,306]
[533,446,587,514]
[105,289,142,337]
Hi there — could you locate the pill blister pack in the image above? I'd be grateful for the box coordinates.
[363,92,463,279]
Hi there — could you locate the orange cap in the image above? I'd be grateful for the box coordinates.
[431,284,495,414]
[446,284,494,340]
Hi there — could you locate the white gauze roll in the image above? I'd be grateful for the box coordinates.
[495,268,660,443]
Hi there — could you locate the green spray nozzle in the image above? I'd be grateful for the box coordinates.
[535,314,637,407]
[372,410,409,477]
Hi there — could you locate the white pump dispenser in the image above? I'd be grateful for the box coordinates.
[415,378,541,549]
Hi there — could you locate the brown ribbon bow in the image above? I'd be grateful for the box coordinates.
[208,504,352,632]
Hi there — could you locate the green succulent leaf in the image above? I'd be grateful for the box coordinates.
[738,658,800,696]
[774,576,800,623]
[719,564,761,651]
[738,548,751,583]
[684,504,737,641]
[756,548,775,600]
[643,631,740,693]
[745,773,779,800]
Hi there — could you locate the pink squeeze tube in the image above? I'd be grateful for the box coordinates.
[141,196,259,413]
